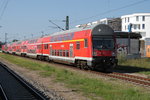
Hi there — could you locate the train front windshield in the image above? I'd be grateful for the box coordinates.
[93,38,114,50]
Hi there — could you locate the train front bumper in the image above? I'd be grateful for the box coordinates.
[87,57,118,70]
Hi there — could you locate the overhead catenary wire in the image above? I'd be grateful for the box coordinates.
[0,0,10,21]
[0,0,5,13]
[3,0,150,42]
[71,0,150,25]
[49,20,65,31]
[0,0,6,21]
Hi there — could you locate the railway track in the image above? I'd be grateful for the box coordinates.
[110,72,150,86]
[91,71,150,87]
[0,62,49,100]
[46,60,150,87]
[0,84,8,100]
[47,60,150,87]
[24,55,150,87]
[2,54,150,88]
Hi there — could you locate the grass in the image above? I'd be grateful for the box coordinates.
[0,53,150,100]
[117,57,150,75]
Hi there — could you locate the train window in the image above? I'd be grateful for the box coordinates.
[53,50,54,55]
[76,41,80,49]
[44,44,48,49]
[59,50,62,56]
[57,50,59,56]
[50,45,52,55]
[52,50,54,56]
[63,50,65,56]
[21,46,26,49]
[55,50,57,56]
[93,38,114,50]
[37,45,41,49]
[84,39,88,48]
[56,50,58,56]
[66,50,69,57]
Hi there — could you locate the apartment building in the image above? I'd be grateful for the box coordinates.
[121,13,150,40]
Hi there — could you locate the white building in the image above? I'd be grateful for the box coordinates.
[121,13,150,40]
[76,18,121,31]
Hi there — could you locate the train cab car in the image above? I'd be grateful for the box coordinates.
[45,24,117,71]
[91,24,117,71]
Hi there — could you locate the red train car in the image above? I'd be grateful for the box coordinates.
[2,24,118,71]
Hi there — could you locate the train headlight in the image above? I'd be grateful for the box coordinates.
[112,51,116,56]
[93,51,97,56]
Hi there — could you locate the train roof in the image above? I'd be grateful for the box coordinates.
[44,24,114,37]
[46,25,93,37]
[7,24,114,45]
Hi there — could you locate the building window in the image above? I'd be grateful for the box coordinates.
[125,25,126,30]
[140,32,146,37]
[142,16,145,21]
[76,41,80,49]
[138,24,140,30]
[125,18,126,23]
[133,24,141,30]
[128,17,130,22]
[142,24,145,29]
[134,24,136,30]
[136,16,139,21]
[84,39,88,48]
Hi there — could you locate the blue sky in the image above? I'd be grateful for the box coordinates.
[0,0,150,42]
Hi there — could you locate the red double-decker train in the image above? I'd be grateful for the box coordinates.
[2,24,118,71]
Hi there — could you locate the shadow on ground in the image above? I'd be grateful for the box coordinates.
[114,65,150,73]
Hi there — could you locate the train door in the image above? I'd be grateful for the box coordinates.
[50,45,52,55]
[69,44,74,57]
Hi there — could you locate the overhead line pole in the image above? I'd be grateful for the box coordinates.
[66,16,69,30]
[5,33,7,44]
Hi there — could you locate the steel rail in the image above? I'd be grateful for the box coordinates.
[0,62,49,100]
[112,72,150,82]
[0,84,8,100]
[92,71,150,87]
[2,53,150,88]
